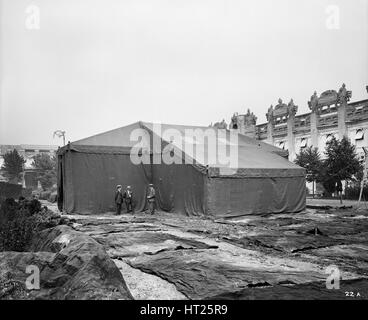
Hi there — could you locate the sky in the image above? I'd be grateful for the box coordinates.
[0,0,367,146]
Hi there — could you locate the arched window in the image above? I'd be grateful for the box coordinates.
[278,141,286,150]
[300,138,308,148]
[355,129,364,141]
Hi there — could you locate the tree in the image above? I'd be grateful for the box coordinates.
[1,149,26,183]
[295,146,323,197]
[323,136,362,203]
[32,153,56,171]
[31,153,57,190]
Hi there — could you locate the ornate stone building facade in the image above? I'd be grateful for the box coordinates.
[229,84,368,162]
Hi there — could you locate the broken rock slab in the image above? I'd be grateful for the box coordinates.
[222,231,345,254]
[0,251,55,299]
[128,249,330,300]
[208,278,368,300]
[29,225,133,300]
[0,225,133,300]
[93,231,218,258]
[304,244,368,276]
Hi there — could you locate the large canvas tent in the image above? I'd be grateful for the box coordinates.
[57,121,306,217]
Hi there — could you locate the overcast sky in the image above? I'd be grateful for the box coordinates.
[0,0,367,146]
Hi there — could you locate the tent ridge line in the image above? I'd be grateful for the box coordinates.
[139,122,208,175]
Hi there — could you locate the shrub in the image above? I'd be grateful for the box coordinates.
[1,150,26,183]
[0,198,59,252]
[0,210,37,252]
[31,154,57,191]
[38,171,56,190]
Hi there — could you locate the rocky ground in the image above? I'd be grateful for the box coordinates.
[1,222,133,300]
[53,201,368,300]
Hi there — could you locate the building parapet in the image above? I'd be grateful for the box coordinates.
[0,144,58,156]
[226,84,368,160]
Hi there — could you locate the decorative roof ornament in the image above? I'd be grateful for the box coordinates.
[272,98,290,118]
[287,99,298,117]
[308,84,352,112]
[275,98,288,110]
[337,83,352,105]
[244,108,257,125]
[266,105,274,123]
[213,119,227,130]
[230,113,239,129]
[308,91,319,113]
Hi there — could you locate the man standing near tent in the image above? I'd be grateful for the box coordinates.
[115,185,123,215]
[147,184,156,215]
[123,185,134,213]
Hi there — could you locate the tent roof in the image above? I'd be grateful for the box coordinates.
[141,122,288,157]
[66,121,304,176]
[72,121,286,155]
[72,122,143,148]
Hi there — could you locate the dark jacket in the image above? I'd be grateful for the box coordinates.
[115,190,123,204]
[123,190,133,203]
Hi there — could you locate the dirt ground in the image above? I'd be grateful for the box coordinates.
[48,201,368,300]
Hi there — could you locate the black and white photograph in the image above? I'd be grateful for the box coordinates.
[0,0,368,308]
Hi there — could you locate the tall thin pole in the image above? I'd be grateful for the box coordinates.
[53,130,66,147]
[359,179,364,203]
[358,147,368,203]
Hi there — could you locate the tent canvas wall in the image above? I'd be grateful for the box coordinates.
[57,145,151,214]
[57,121,306,216]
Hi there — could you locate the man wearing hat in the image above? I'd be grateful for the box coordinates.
[115,185,123,215]
[147,183,156,215]
[123,185,134,213]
